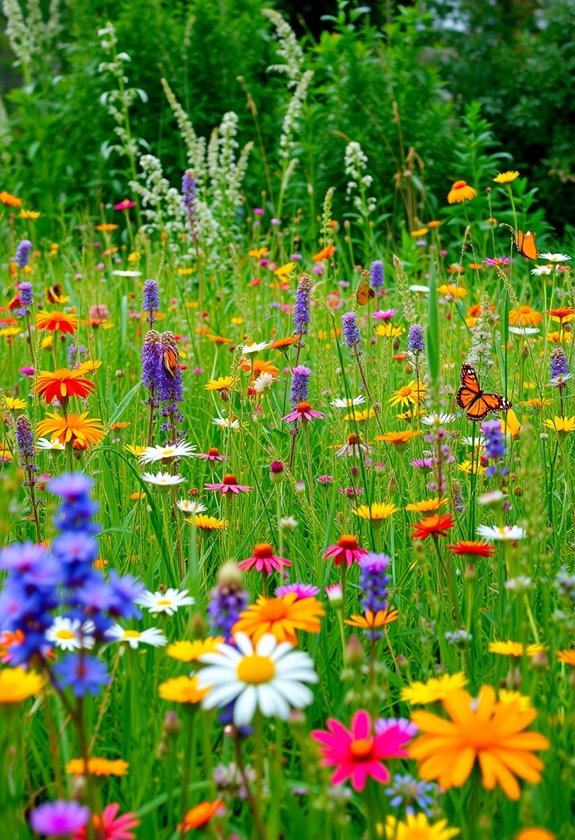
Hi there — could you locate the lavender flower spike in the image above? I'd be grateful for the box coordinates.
[290,365,311,406]
[370,259,384,288]
[294,274,312,334]
[143,279,160,314]
[14,239,33,268]
[342,312,361,348]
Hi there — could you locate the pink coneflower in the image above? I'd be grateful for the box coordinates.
[205,474,252,494]
[114,198,136,211]
[323,535,368,567]
[275,583,320,600]
[483,256,513,267]
[335,433,373,458]
[312,709,411,791]
[19,366,35,377]
[317,475,333,485]
[73,803,139,839]
[197,447,230,462]
[371,309,398,320]
[410,457,434,469]
[237,543,292,574]
[282,401,324,423]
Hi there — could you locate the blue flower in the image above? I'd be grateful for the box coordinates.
[55,654,109,697]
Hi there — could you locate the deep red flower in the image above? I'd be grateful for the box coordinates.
[411,513,455,540]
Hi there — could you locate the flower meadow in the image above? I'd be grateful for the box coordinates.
[2,12,575,840]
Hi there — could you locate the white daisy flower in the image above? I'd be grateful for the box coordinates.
[330,395,366,408]
[105,625,167,649]
[212,417,240,430]
[279,516,298,531]
[240,341,270,355]
[531,265,553,276]
[197,633,317,727]
[253,373,275,394]
[46,617,95,651]
[136,588,195,616]
[139,442,197,464]
[509,326,540,336]
[36,437,65,451]
[477,490,506,506]
[461,436,486,448]
[408,284,430,294]
[476,524,527,541]
[421,413,456,426]
[111,270,142,277]
[538,252,571,263]
[141,471,186,487]
[176,499,207,514]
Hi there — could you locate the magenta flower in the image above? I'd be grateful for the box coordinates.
[205,474,252,494]
[237,543,292,574]
[114,198,136,211]
[311,709,411,791]
[371,309,398,320]
[275,582,320,599]
[323,535,368,567]
[73,803,139,840]
[197,447,230,462]
[282,401,324,424]
[30,801,89,836]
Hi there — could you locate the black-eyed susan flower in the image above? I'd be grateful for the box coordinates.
[493,171,520,184]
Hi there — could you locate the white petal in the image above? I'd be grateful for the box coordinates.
[256,634,277,657]
[273,679,313,707]
[233,633,254,655]
[196,666,236,687]
[201,682,243,709]
[257,684,283,717]
[234,686,257,727]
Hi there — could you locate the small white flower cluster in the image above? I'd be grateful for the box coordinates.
[263,8,305,87]
[208,112,254,228]
[3,0,61,78]
[129,154,187,237]
[344,141,377,215]
[279,70,313,162]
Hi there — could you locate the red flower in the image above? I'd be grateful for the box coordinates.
[237,543,292,574]
[447,540,496,558]
[323,534,368,567]
[411,513,455,540]
[73,804,139,840]
[205,474,252,494]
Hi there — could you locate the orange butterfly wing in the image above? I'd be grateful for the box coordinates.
[515,230,538,260]
[456,364,512,421]
[163,347,179,377]
[356,280,375,306]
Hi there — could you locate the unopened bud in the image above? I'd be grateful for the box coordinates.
[163,711,182,737]
[345,635,365,666]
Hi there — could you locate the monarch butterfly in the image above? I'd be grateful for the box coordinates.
[515,230,538,260]
[356,278,375,306]
[456,364,512,421]
[163,347,180,377]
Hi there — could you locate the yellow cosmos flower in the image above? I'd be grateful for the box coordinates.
[383,814,460,840]
[352,502,398,521]
[159,676,209,704]
[493,171,520,184]
[499,690,532,712]
[389,381,426,407]
[405,497,448,513]
[457,460,485,475]
[410,227,429,237]
[274,262,296,278]
[4,397,26,411]
[374,323,404,338]
[542,416,575,434]
[191,514,228,531]
[344,408,376,423]
[18,210,42,219]
[0,327,21,338]
[437,284,467,299]
[166,637,225,662]
[409,685,549,800]
[205,376,238,392]
[521,398,553,409]
[0,667,44,704]
[124,444,147,457]
[248,247,268,258]
[401,672,468,705]
[489,641,546,658]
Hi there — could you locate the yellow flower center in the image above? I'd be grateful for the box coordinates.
[56,629,76,640]
[349,738,373,759]
[123,630,141,639]
[236,654,276,684]
[156,599,172,606]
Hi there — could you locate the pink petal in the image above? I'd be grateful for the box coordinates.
[351,710,371,740]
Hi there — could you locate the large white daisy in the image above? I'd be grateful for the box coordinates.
[46,617,95,651]
[197,633,317,727]
[105,625,167,649]
[139,442,197,464]
[477,524,527,541]
[141,471,186,487]
[136,588,195,616]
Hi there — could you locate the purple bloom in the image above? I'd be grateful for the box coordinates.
[550,347,570,385]
[290,365,311,405]
[342,312,361,348]
[49,473,94,499]
[17,281,34,314]
[408,324,424,353]
[141,329,163,392]
[481,418,507,478]
[410,457,434,469]
[15,415,37,481]
[14,239,33,268]
[370,259,384,288]
[182,170,196,219]
[207,574,248,640]
[29,800,90,836]
[67,344,87,368]
[359,553,390,638]
[294,274,312,334]
[371,309,398,320]
[54,653,109,697]
[157,332,183,404]
[143,279,160,314]
[275,583,320,600]
[483,256,513,266]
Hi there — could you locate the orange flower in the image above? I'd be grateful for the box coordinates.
[312,244,335,262]
[66,757,128,777]
[0,191,22,207]
[447,180,477,204]
[447,541,495,558]
[238,358,279,378]
[345,609,399,630]
[411,513,455,540]
[376,430,421,446]
[36,310,78,334]
[269,335,299,351]
[36,369,95,404]
[36,412,105,448]
[180,800,225,832]
[509,306,542,327]
[94,223,119,232]
[233,593,324,644]
[556,650,575,666]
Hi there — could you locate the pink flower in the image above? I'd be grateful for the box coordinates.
[311,709,411,791]
[282,401,324,424]
[205,474,252,494]
[197,447,229,462]
[323,535,368,567]
[114,199,136,211]
[73,803,139,840]
[237,543,292,574]
[371,309,398,320]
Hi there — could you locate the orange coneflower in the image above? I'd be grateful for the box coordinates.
[509,306,542,327]
[36,310,78,334]
[447,180,477,204]
[233,593,324,644]
[36,412,105,448]
[36,369,95,405]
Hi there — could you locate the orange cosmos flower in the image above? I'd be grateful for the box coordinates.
[269,335,299,351]
[36,412,105,448]
[36,310,78,334]
[376,430,422,446]
[233,593,324,644]
[447,180,477,204]
[238,358,279,378]
[0,191,22,207]
[409,685,549,800]
[509,306,542,327]
[36,369,95,404]
[312,244,335,262]
[411,513,455,540]
[180,800,225,832]
[557,650,575,666]
[345,609,399,630]
[66,757,129,776]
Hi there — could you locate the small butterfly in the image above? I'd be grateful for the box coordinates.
[515,230,538,260]
[163,346,180,377]
[456,364,512,421]
[356,278,375,306]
